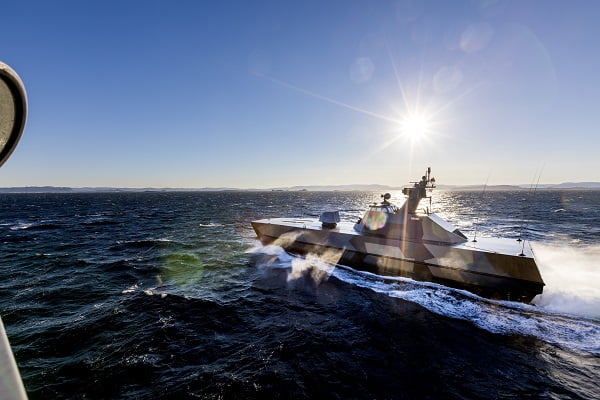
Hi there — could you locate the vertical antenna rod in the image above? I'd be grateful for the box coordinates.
[472,169,492,243]
[518,165,544,256]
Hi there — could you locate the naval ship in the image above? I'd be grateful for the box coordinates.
[251,168,545,303]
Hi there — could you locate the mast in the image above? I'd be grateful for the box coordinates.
[400,167,436,214]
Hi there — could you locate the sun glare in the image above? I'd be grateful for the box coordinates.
[399,113,430,142]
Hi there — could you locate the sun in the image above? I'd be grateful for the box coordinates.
[399,112,430,142]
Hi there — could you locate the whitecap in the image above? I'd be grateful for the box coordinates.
[122,284,139,294]
[10,222,33,230]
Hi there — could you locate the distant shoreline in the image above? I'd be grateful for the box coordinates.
[0,183,599,193]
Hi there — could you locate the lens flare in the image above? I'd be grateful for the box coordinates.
[363,210,388,230]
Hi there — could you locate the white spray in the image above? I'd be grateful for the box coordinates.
[532,242,600,319]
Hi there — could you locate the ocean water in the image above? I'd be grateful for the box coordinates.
[0,190,598,399]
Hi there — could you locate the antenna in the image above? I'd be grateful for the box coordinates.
[517,169,538,243]
[472,169,492,242]
[517,165,544,256]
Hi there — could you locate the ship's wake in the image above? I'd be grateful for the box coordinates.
[532,242,600,319]
[249,244,600,355]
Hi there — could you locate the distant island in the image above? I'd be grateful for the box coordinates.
[0,182,599,193]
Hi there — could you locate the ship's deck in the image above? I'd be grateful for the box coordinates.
[252,217,535,258]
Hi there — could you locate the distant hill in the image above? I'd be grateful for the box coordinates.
[280,184,402,192]
[0,182,598,193]
[0,184,404,193]
[435,184,524,191]
[536,182,600,189]
[0,186,243,193]
[0,186,75,193]
[279,182,600,191]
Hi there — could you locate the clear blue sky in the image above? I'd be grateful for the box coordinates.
[1,0,599,188]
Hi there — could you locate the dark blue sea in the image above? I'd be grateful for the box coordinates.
[1,190,599,399]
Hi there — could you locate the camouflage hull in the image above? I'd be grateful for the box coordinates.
[251,218,544,303]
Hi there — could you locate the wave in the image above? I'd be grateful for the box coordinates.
[81,217,119,226]
[9,220,62,231]
[249,245,600,355]
[10,222,34,230]
[113,238,176,249]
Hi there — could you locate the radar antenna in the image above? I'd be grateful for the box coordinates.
[381,192,391,205]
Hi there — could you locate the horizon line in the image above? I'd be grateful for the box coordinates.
[0,181,599,192]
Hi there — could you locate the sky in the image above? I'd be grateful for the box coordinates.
[0,0,599,188]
